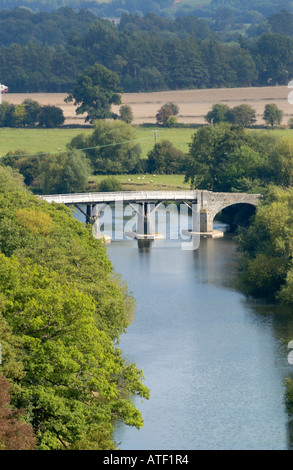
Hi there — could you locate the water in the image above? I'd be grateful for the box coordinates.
[74,205,293,450]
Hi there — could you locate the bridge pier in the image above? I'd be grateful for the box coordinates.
[200,210,214,233]
[128,202,164,240]
[75,203,111,243]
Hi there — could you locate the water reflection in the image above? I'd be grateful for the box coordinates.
[72,203,293,449]
[137,239,153,254]
[108,237,293,450]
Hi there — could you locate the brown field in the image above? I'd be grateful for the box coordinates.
[3,85,293,126]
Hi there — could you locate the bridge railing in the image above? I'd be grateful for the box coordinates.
[39,190,198,205]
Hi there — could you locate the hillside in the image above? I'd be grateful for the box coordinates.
[0,0,291,21]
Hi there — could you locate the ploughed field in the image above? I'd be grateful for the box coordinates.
[3,85,293,126]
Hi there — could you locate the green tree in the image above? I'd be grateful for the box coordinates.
[0,102,15,127]
[65,63,122,123]
[229,104,256,127]
[147,140,186,174]
[205,103,231,124]
[40,151,90,194]
[0,165,150,450]
[185,123,261,191]
[268,137,293,187]
[23,99,41,126]
[263,103,283,127]
[236,186,293,302]
[254,33,293,85]
[119,104,134,124]
[38,105,65,128]
[68,120,141,174]
[0,254,149,449]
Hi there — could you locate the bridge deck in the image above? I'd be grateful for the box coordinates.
[39,190,198,205]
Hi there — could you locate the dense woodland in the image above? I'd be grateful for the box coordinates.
[2,7,293,92]
[0,0,291,22]
[0,165,149,449]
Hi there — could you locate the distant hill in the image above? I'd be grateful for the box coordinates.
[0,0,292,20]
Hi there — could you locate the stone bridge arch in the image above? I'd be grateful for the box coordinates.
[199,191,261,233]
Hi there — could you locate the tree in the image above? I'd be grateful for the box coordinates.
[40,151,90,194]
[263,104,283,127]
[0,166,150,450]
[65,64,122,123]
[268,137,293,187]
[119,104,133,124]
[156,104,174,126]
[68,120,141,174]
[185,123,264,191]
[155,102,179,127]
[236,186,293,302]
[205,104,231,124]
[0,102,14,127]
[229,104,256,127]
[254,33,293,85]
[147,140,186,174]
[23,99,41,126]
[0,375,37,450]
[38,105,65,128]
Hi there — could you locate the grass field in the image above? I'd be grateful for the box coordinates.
[0,126,196,158]
[91,173,190,191]
[2,126,293,160]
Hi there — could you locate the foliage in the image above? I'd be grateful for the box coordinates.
[1,8,293,93]
[0,374,37,450]
[38,105,65,128]
[205,103,256,127]
[0,165,149,449]
[68,120,142,174]
[228,104,256,127]
[263,103,284,127]
[39,151,90,194]
[185,123,269,192]
[119,105,133,124]
[147,140,186,174]
[0,100,64,128]
[205,104,231,124]
[65,64,122,123]
[16,209,53,235]
[236,186,293,303]
[99,176,122,192]
[156,103,179,127]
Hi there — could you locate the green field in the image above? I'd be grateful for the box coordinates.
[0,126,193,191]
[2,125,293,192]
[91,173,190,191]
[0,126,196,158]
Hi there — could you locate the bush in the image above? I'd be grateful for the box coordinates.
[99,176,122,192]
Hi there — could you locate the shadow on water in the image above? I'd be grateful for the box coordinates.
[137,239,153,254]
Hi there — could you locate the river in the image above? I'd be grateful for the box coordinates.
[75,205,293,450]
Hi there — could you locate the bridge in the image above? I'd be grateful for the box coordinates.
[39,190,261,240]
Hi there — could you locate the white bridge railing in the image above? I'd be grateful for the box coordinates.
[39,190,198,205]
